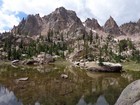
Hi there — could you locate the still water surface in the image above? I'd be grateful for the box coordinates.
[0,63,139,105]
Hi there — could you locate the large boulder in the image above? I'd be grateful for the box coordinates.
[87,62,122,72]
[134,100,140,105]
[115,80,140,105]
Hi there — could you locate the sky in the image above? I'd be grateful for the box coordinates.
[0,0,140,32]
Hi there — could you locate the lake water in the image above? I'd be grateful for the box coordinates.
[0,62,139,105]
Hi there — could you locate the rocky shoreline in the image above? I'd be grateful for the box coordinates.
[11,53,123,73]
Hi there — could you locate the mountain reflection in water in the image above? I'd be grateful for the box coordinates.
[0,85,42,105]
[77,95,109,105]
[0,85,22,105]
[0,63,139,105]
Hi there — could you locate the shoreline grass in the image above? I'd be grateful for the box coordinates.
[122,61,140,71]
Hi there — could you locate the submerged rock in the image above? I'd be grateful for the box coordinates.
[11,60,20,65]
[115,80,140,105]
[61,74,68,79]
[15,77,29,83]
[17,77,29,81]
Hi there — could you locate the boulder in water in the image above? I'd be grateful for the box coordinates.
[115,80,140,105]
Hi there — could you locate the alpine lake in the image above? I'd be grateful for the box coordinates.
[0,61,140,105]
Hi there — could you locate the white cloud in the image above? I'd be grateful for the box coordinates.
[0,11,20,32]
[0,0,140,32]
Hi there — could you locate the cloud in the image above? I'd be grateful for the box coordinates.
[86,0,140,25]
[0,10,20,32]
[0,0,140,32]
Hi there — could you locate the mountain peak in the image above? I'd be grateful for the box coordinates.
[105,16,118,27]
[137,19,140,25]
[55,7,67,13]
[104,16,122,35]
[109,16,114,20]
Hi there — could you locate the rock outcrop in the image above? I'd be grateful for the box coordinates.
[13,7,85,36]
[84,18,102,30]
[115,80,140,105]
[104,16,122,35]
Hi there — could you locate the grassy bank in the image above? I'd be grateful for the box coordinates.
[122,61,140,71]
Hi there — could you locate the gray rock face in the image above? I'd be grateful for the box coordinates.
[13,7,85,36]
[84,18,102,30]
[115,80,140,105]
[104,16,122,35]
